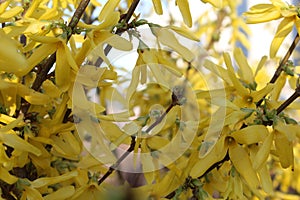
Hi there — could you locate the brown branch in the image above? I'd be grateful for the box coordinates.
[165,34,300,200]
[21,0,90,114]
[257,33,300,106]
[31,0,90,91]
[98,88,182,185]
[276,85,300,115]
[98,136,136,184]
[270,33,300,84]
[98,104,176,185]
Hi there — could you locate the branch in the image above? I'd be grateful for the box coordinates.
[276,85,300,115]
[270,33,300,84]
[98,87,182,185]
[98,136,136,184]
[257,33,300,106]
[31,0,90,91]
[21,0,90,115]
[166,32,300,200]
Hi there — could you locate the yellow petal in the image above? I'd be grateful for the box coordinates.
[147,136,169,150]
[0,166,18,184]
[223,52,248,96]
[252,131,274,170]
[203,59,232,85]
[25,0,43,18]
[126,66,141,103]
[243,8,281,24]
[257,163,273,194]
[234,48,254,84]
[42,79,62,98]
[157,28,194,61]
[0,1,9,13]
[229,141,259,189]
[152,0,163,14]
[17,84,50,105]
[0,113,24,132]
[190,135,227,178]
[142,50,169,88]
[153,170,181,196]
[44,186,75,200]
[23,186,43,200]
[52,132,81,156]
[31,170,78,188]
[248,4,275,13]
[156,51,182,77]
[0,6,23,22]
[270,17,294,58]
[271,0,288,8]
[105,33,133,51]
[0,83,17,115]
[98,0,121,22]
[252,83,274,102]
[231,125,269,145]
[56,43,71,92]
[201,0,223,8]
[169,25,199,41]
[0,131,41,156]
[176,0,192,27]
[270,74,286,101]
[274,130,294,168]
[29,35,61,43]
[0,30,28,76]
[255,56,267,77]
[295,16,300,35]
[0,114,18,125]
[76,65,106,87]
[26,43,57,76]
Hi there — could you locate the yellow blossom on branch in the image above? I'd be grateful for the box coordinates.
[243,0,300,57]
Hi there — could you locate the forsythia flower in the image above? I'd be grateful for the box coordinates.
[0,1,23,23]
[243,0,300,57]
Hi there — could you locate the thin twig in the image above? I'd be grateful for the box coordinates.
[276,86,300,115]
[98,136,136,184]
[257,33,300,106]
[270,33,300,84]
[98,89,181,185]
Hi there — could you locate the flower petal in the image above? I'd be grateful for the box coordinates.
[231,125,269,145]
[56,43,71,92]
[0,30,28,76]
[270,17,294,58]
[157,28,194,61]
[0,166,18,184]
[152,0,163,14]
[229,141,259,189]
[176,0,192,27]
[223,53,248,96]
[234,48,254,84]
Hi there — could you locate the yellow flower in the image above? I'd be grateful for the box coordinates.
[25,35,78,91]
[223,50,273,109]
[243,0,300,57]
[202,48,273,109]
[0,30,28,76]
[191,125,269,190]
[0,1,23,23]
